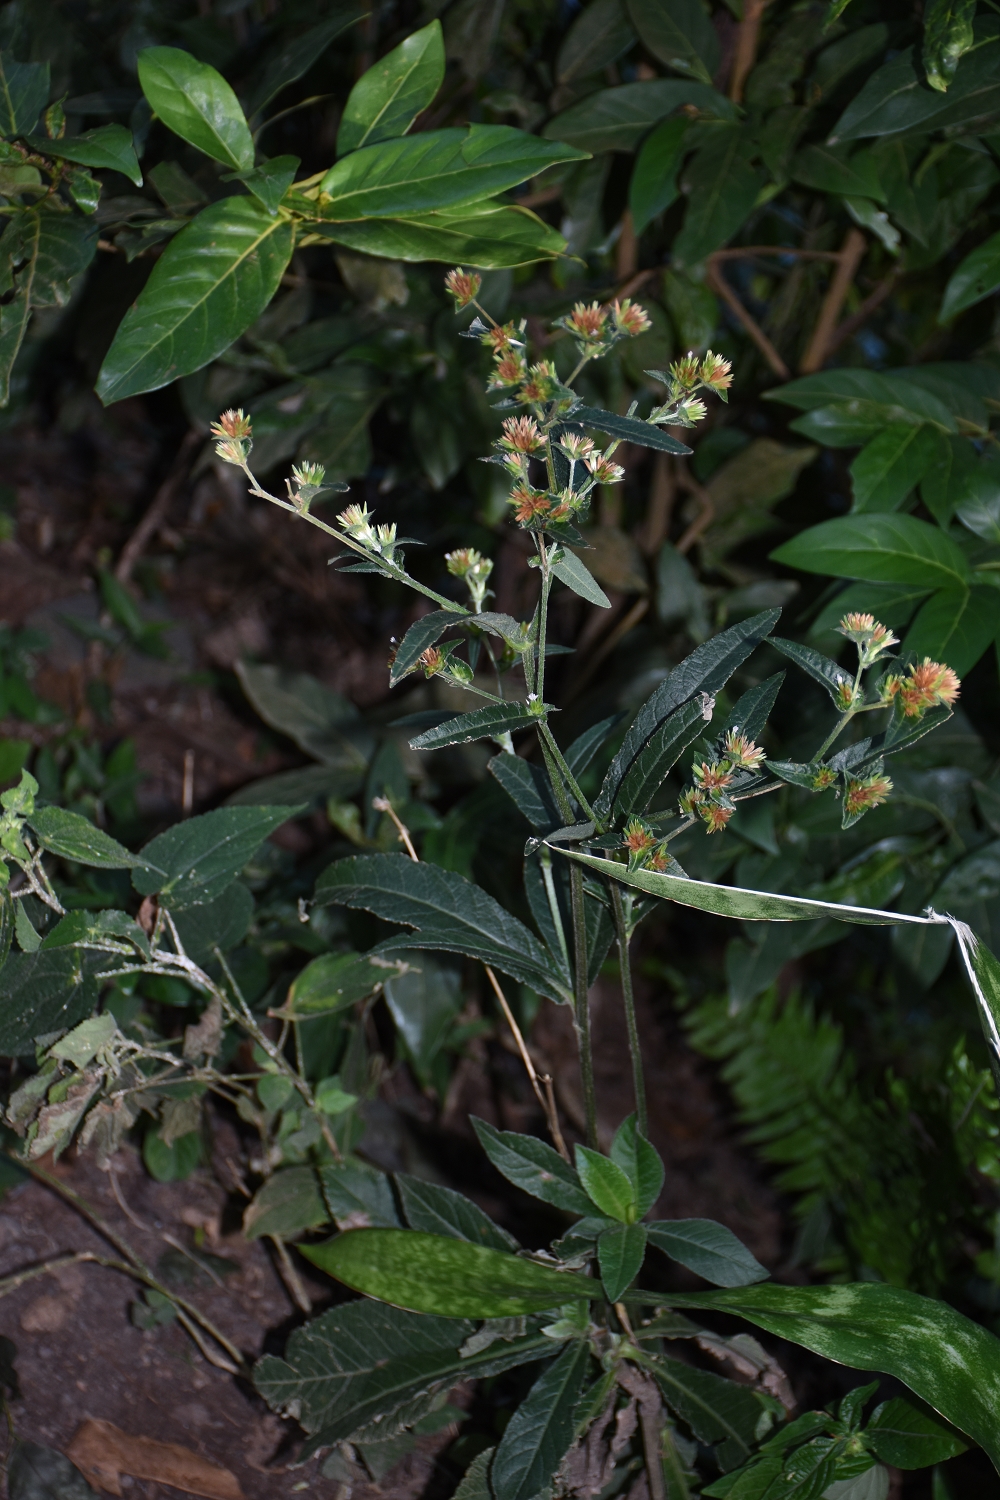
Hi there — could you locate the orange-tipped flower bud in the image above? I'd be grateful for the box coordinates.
[444,268,482,308]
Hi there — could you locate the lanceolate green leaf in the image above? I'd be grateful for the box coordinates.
[97,196,294,403]
[849,424,939,513]
[491,1341,592,1500]
[245,9,366,115]
[571,406,693,455]
[769,638,854,708]
[338,20,445,155]
[396,1173,518,1251]
[647,1220,768,1287]
[830,37,1000,143]
[902,586,998,676]
[471,1118,594,1214]
[663,1281,1000,1472]
[133,804,301,908]
[318,125,587,220]
[489,754,560,831]
[558,0,636,84]
[0,208,98,405]
[311,201,567,268]
[627,0,720,84]
[303,1228,593,1316]
[137,46,254,170]
[314,853,573,1001]
[599,1223,647,1301]
[866,1397,967,1468]
[673,128,763,267]
[768,370,958,430]
[545,80,733,153]
[630,116,688,234]
[0,53,49,136]
[653,1357,760,1468]
[576,1145,636,1222]
[940,228,1000,321]
[552,549,612,608]
[771,514,970,591]
[26,807,144,869]
[26,125,142,186]
[409,702,546,750]
[611,696,715,819]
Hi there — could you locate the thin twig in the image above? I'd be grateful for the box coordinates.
[705,256,790,380]
[729,0,767,102]
[485,965,570,1163]
[269,1234,312,1314]
[115,430,200,583]
[373,796,418,860]
[675,469,716,556]
[823,268,901,359]
[799,227,867,374]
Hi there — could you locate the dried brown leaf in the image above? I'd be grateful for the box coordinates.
[66,1420,244,1500]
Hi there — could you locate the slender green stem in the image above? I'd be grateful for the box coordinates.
[813,709,855,762]
[539,723,597,824]
[540,847,571,972]
[570,861,598,1150]
[611,882,646,1137]
[535,555,553,704]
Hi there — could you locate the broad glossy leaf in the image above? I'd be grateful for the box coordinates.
[235,661,369,766]
[957,476,1000,541]
[318,125,587,219]
[313,201,567,267]
[491,1340,592,1500]
[133,804,301,908]
[767,370,957,431]
[599,1222,647,1301]
[557,0,636,83]
[561,850,950,931]
[409,702,545,750]
[902,586,997,676]
[769,637,853,708]
[0,54,49,136]
[0,949,100,1056]
[941,228,1000,320]
[866,1397,966,1468]
[665,1281,1000,1470]
[626,0,719,84]
[396,1172,518,1251]
[472,1117,594,1214]
[0,209,98,404]
[236,154,299,214]
[27,807,143,869]
[98,196,293,403]
[40,909,149,958]
[137,47,253,170]
[674,128,763,266]
[544,80,734,153]
[595,609,779,823]
[489,754,560,831]
[243,1165,328,1240]
[246,8,365,115]
[630,117,688,234]
[610,1114,664,1215]
[647,1220,768,1287]
[26,125,142,186]
[576,1144,636,1222]
[850,425,939,513]
[571,405,693,455]
[771,515,970,590]
[553,550,612,608]
[338,21,444,155]
[284,950,398,1015]
[303,1227,593,1316]
[652,1357,760,1469]
[314,853,573,1001]
[832,31,1000,143]
[790,143,884,201]
[320,1160,401,1229]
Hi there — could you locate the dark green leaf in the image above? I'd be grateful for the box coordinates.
[595,609,779,823]
[489,754,560,831]
[320,1160,401,1229]
[472,1117,594,1214]
[941,228,1000,321]
[0,55,50,136]
[557,0,636,84]
[866,1397,967,1468]
[923,0,977,91]
[768,369,957,430]
[245,9,365,115]
[338,21,444,155]
[769,637,853,709]
[97,196,294,403]
[630,116,688,234]
[8,1442,99,1500]
[284,949,398,1015]
[234,662,370,767]
[575,1144,636,1222]
[235,154,299,214]
[0,950,100,1056]
[564,713,626,777]
[610,1114,664,1215]
[665,1281,1000,1470]
[137,47,253,170]
[544,80,735,153]
[771,515,970,590]
[553,549,612,608]
[626,0,719,84]
[674,128,763,266]
[390,610,465,685]
[26,807,143,869]
[314,201,567,268]
[453,1449,495,1500]
[791,144,884,201]
[721,674,784,744]
[652,1357,760,1468]
[491,1340,592,1500]
[956,477,1000,541]
[40,909,150,958]
[850,425,939,513]
[396,1172,518,1250]
[612,696,714,819]
[572,405,693,455]
[831,33,1000,144]
[647,1220,768,1287]
[902,586,998,675]
[303,1227,593,1316]
[383,954,462,1070]
[133,805,301,908]
[318,125,587,219]
[226,763,365,808]
[599,1222,647,1301]
[409,702,547,750]
[0,890,12,977]
[26,125,141,186]
[243,1165,329,1240]
[314,853,572,1001]
[0,209,98,405]
[170,882,253,963]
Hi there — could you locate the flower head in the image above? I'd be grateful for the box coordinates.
[700,802,734,834]
[835,678,860,712]
[722,730,765,771]
[419,646,444,676]
[844,772,893,818]
[673,396,708,427]
[569,301,609,340]
[484,321,521,353]
[612,299,651,336]
[883,658,961,718]
[444,267,482,308]
[558,433,596,461]
[693,761,734,792]
[446,547,493,604]
[678,787,704,817]
[670,353,701,391]
[812,766,837,791]
[289,460,327,510]
[585,452,625,485]
[210,408,252,465]
[838,612,898,666]
[699,351,732,399]
[338,503,376,542]
[624,818,656,856]
[500,415,544,454]
[520,361,559,403]
[509,483,551,525]
[489,353,528,389]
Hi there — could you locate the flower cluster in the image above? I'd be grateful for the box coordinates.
[838,612,899,670]
[881,658,961,718]
[288,460,327,512]
[444,268,482,308]
[678,729,766,834]
[648,351,733,426]
[554,297,652,358]
[445,547,493,609]
[337,504,401,562]
[623,818,672,873]
[844,771,893,819]
[210,408,252,467]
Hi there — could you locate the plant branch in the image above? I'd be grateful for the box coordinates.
[484,964,570,1163]
[611,882,646,1138]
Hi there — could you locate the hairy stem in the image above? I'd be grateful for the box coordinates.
[611,881,646,1137]
[570,861,598,1149]
[539,723,596,824]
